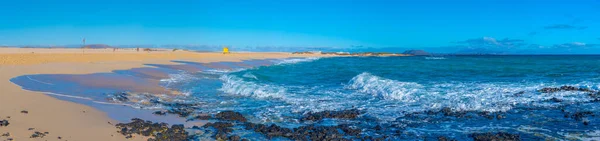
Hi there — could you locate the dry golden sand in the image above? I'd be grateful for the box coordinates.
[0,48,334,141]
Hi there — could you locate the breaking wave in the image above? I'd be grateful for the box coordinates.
[346,72,423,101]
[219,75,286,99]
[346,72,598,113]
[275,57,320,65]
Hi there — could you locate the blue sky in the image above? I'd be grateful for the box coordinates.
[1,0,599,53]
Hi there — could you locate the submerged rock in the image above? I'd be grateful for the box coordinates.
[116,118,190,141]
[538,86,592,93]
[470,132,520,141]
[215,111,247,122]
[244,122,367,141]
[301,109,361,121]
[437,136,457,141]
[110,92,130,102]
[152,111,167,116]
[566,111,595,121]
[202,122,234,140]
[0,120,9,127]
[188,114,211,121]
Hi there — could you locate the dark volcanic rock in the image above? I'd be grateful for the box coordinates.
[153,111,167,116]
[188,114,211,121]
[228,135,241,141]
[567,111,595,121]
[403,50,431,56]
[539,86,592,93]
[30,131,48,138]
[301,109,361,121]
[203,122,234,140]
[215,111,247,122]
[470,132,520,141]
[244,122,366,141]
[547,97,563,102]
[0,120,9,127]
[116,118,189,141]
[438,136,457,141]
[110,92,130,102]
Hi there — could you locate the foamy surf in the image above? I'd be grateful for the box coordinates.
[346,72,423,101]
[219,75,286,99]
[275,57,320,65]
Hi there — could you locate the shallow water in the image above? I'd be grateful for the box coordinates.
[11,56,600,140]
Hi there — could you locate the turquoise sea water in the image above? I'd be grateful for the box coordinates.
[11,56,600,140]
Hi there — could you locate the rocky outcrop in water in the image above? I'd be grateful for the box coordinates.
[202,122,236,140]
[437,136,458,141]
[244,122,371,141]
[301,109,361,121]
[215,111,247,122]
[405,107,505,120]
[470,132,520,141]
[116,118,190,141]
[30,131,48,138]
[192,110,391,141]
[565,111,595,121]
[538,86,592,93]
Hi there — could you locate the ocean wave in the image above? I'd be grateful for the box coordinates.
[275,57,320,65]
[160,72,198,88]
[346,72,599,115]
[219,75,286,99]
[242,72,258,80]
[425,57,447,60]
[346,72,423,101]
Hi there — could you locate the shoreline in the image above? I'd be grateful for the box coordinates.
[0,48,335,141]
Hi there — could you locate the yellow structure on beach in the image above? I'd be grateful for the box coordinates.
[222,46,230,54]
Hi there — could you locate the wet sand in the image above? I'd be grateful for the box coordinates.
[0,48,333,141]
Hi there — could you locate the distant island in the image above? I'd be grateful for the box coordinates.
[402,50,431,56]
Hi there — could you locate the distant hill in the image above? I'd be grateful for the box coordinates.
[454,48,507,55]
[403,50,431,56]
[82,44,113,49]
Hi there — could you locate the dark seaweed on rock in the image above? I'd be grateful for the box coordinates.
[470,132,520,141]
[215,111,247,122]
[301,109,361,121]
[116,118,190,141]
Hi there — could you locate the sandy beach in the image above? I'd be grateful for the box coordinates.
[0,47,332,141]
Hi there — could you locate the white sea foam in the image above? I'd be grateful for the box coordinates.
[242,72,258,80]
[346,72,598,115]
[346,72,423,101]
[219,75,286,99]
[27,76,54,85]
[275,57,320,65]
[160,72,197,87]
